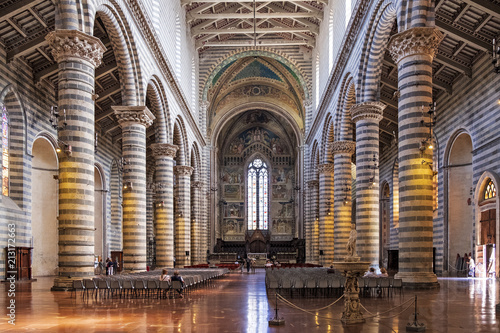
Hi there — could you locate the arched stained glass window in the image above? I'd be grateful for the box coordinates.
[248,158,268,230]
[2,104,9,196]
[484,179,496,200]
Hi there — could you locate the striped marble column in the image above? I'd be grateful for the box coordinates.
[388,27,443,286]
[318,163,335,266]
[351,102,385,268]
[191,181,203,264]
[307,180,319,264]
[146,175,154,267]
[151,143,178,268]
[332,141,356,261]
[46,30,105,289]
[113,106,155,272]
[174,165,194,267]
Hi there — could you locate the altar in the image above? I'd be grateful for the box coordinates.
[247,253,268,267]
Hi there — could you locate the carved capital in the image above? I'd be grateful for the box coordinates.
[191,181,204,188]
[307,180,319,188]
[331,140,356,155]
[112,106,155,128]
[350,102,385,123]
[45,29,106,67]
[174,165,194,177]
[388,27,444,64]
[151,143,178,158]
[200,100,210,110]
[303,99,313,108]
[317,163,335,174]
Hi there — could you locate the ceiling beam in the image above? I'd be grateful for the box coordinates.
[192,26,317,36]
[96,84,121,102]
[435,19,491,52]
[434,53,472,77]
[34,63,58,82]
[0,0,45,21]
[183,0,327,4]
[196,38,313,48]
[460,0,500,19]
[187,11,322,22]
[380,95,398,109]
[7,35,47,62]
[95,108,115,122]
[432,78,453,95]
[96,60,118,79]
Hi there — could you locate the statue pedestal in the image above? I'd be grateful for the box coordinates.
[333,259,370,325]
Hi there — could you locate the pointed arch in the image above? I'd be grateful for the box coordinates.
[92,1,143,106]
[357,0,397,102]
[146,76,170,143]
[335,75,356,142]
[173,117,189,166]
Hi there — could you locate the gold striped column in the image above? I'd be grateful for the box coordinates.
[352,102,385,268]
[151,143,178,268]
[318,163,335,266]
[191,181,203,264]
[307,180,319,264]
[113,106,155,272]
[46,30,105,289]
[388,27,443,286]
[174,165,193,267]
[332,140,356,261]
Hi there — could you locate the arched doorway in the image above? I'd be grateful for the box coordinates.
[380,182,390,268]
[475,174,499,278]
[31,137,58,276]
[446,132,473,274]
[94,165,106,263]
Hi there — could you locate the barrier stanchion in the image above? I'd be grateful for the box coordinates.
[269,292,285,326]
[406,295,426,332]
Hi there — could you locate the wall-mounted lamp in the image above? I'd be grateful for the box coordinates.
[123,181,133,191]
[56,139,72,156]
[50,106,67,131]
[326,199,332,215]
[155,200,164,208]
[420,102,437,153]
[369,154,377,187]
[493,38,500,74]
[343,181,351,206]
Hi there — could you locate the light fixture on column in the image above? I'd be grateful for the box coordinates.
[56,139,72,156]
[155,200,164,208]
[175,196,183,217]
[49,106,67,131]
[493,37,500,73]
[419,102,437,153]
[326,199,332,215]
[368,154,377,187]
[343,181,351,206]
[123,181,133,191]
[117,157,129,175]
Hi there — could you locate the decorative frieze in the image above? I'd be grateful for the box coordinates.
[317,163,335,174]
[151,143,178,158]
[112,106,155,128]
[332,140,356,155]
[174,165,194,177]
[191,181,204,188]
[388,27,444,64]
[350,102,385,123]
[45,29,106,67]
[307,180,319,188]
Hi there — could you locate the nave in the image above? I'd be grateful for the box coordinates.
[1,271,498,332]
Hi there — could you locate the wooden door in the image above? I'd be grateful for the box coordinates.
[480,209,496,245]
[110,251,123,272]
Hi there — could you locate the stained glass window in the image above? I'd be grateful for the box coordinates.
[247,158,268,230]
[484,179,496,200]
[2,105,9,196]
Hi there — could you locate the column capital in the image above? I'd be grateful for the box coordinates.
[151,143,178,158]
[45,29,106,67]
[200,100,210,110]
[174,165,194,177]
[350,102,386,123]
[317,163,335,175]
[303,99,313,108]
[331,140,356,155]
[191,181,204,188]
[388,27,444,64]
[112,106,155,128]
[307,180,319,188]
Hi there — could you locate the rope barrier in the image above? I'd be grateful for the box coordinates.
[447,263,468,272]
[271,292,416,323]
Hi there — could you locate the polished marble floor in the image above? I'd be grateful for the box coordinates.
[0,270,498,332]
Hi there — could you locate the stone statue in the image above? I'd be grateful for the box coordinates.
[346,227,357,257]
